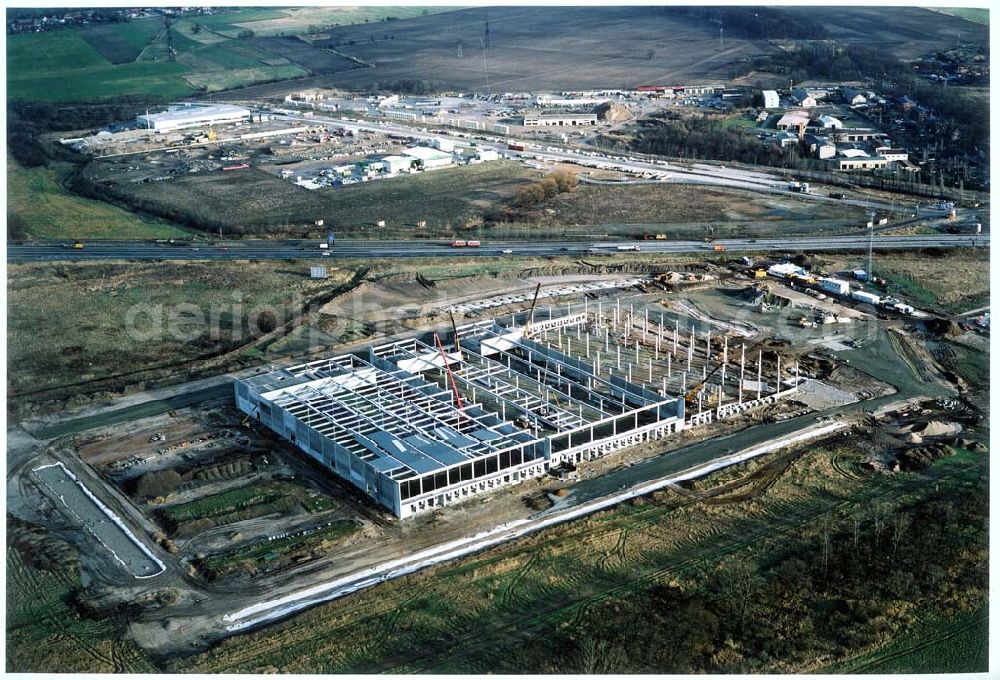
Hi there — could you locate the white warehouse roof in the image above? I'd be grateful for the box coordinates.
[402,146,452,161]
[839,148,870,158]
[136,103,251,132]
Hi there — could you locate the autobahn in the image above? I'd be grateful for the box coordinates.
[7,233,989,263]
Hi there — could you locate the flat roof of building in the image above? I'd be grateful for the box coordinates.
[138,103,251,125]
[402,146,452,161]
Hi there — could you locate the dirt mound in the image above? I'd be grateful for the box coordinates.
[894,442,957,471]
[925,318,963,336]
[917,420,962,437]
[594,101,632,122]
[950,437,988,453]
[905,432,924,444]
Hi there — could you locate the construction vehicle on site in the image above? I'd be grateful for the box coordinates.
[684,361,724,407]
[522,282,543,339]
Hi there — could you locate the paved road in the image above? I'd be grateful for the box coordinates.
[7,233,988,263]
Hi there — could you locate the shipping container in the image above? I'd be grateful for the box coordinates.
[819,277,850,295]
[851,290,882,305]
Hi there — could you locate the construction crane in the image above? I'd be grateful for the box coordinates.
[522,282,543,339]
[433,331,464,411]
[449,310,463,360]
[684,361,724,406]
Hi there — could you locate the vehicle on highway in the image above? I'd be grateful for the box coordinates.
[218,246,229,251]
[72,241,84,249]
[500,248,513,254]
[616,245,641,252]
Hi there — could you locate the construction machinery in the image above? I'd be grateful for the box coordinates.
[684,360,724,406]
[449,310,463,360]
[522,282,543,339]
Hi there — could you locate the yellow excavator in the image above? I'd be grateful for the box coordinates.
[684,361,724,407]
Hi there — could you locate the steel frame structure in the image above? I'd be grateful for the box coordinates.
[235,318,684,519]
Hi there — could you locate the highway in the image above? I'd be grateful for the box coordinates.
[7,233,989,263]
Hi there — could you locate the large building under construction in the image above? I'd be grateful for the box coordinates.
[235,316,686,519]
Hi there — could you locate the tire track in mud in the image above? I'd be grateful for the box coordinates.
[497,553,539,610]
[377,461,981,674]
[849,613,986,673]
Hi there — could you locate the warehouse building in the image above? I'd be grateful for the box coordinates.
[523,112,598,127]
[381,155,414,174]
[402,145,453,169]
[831,149,889,171]
[136,103,252,133]
[235,318,685,519]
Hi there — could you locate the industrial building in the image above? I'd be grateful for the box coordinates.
[402,146,453,169]
[762,90,780,109]
[523,112,598,127]
[136,103,252,133]
[832,149,889,171]
[381,155,414,174]
[235,317,687,519]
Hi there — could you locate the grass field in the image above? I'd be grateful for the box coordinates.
[117,161,538,236]
[827,605,988,673]
[7,156,191,240]
[824,249,990,313]
[6,260,355,397]
[6,9,371,103]
[176,440,987,674]
[928,7,989,25]
[536,180,868,236]
[198,519,359,580]
[6,548,156,673]
[81,20,166,64]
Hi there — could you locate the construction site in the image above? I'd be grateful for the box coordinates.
[7,248,987,669]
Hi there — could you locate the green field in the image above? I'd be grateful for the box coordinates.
[929,7,989,25]
[827,606,988,673]
[7,157,191,240]
[82,20,166,63]
[6,12,322,102]
[7,29,196,102]
[6,548,156,673]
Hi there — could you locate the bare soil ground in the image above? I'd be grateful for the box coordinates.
[221,7,775,97]
[251,36,361,75]
[781,6,988,60]
[214,6,980,99]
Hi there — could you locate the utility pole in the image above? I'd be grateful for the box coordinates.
[867,211,875,279]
